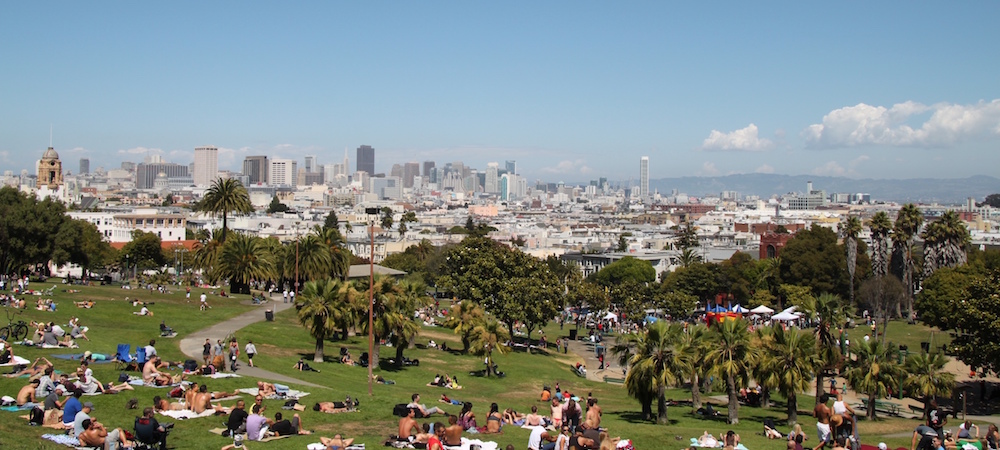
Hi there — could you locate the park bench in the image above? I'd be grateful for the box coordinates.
[603,375,625,384]
[908,404,924,415]
[860,398,901,416]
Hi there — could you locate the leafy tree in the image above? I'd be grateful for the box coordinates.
[193,231,224,284]
[397,211,417,239]
[980,193,1000,208]
[920,269,1000,375]
[661,262,720,304]
[387,279,431,366]
[609,280,650,323]
[217,233,276,294]
[200,178,253,243]
[840,216,863,305]
[615,233,631,252]
[566,280,610,316]
[778,284,815,311]
[858,276,907,339]
[443,300,486,354]
[380,207,394,232]
[267,196,290,214]
[757,326,817,425]
[611,322,683,423]
[52,219,114,276]
[470,318,510,377]
[120,230,166,271]
[676,222,699,250]
[921,210,970,277]
[704,319,758,424]
[654,291,698,317]
[312,225,350,280]
[323,210,340,231]
[0,187,68,274]
[298,278,357,363]
[891,204,923,323]
[779,224,870,299]
[590,256,656,287]
[904,352,955,420]
[843,338,902,420]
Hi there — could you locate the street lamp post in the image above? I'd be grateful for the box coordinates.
[364,207,379,396]
[124,254,129,286]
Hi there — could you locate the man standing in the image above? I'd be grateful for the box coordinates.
[814,394,833,446]
[928,399,947,439]
[200,292,209,310]
[202,339,212,366]
[283,288,289,304]
[245,340,257,368]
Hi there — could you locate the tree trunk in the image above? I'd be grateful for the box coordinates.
[461,335,471,354]
[691,372,703,411]
[787,392,798,426]
[816,372,826,406]
[340,327,349,341]
[868,392,877,420]
[525,326,534,354]
[762,387,771,409]
[641,397,653,421]
[314,337,325,363]
[657,384,669,424]
[727,374,739,424]
[395,342,406,368]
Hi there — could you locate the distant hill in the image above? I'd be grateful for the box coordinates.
[643,174,999,204]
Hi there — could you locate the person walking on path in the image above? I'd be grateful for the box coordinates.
[228,339,240,372]
[245,340,257,368]
[202,339,212,365]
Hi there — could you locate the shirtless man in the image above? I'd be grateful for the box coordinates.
[814,394,833,450]
[550,399,564,428]
[584,398,602,430]
[398,408,419,441]
[321,435,356,448]
[153,395,186,411]
[192,385,217,414]
[17,379,39,406]
[6,357,53,378]
[257,381,276,397]
[78,418,129,449]
[312,400,355,414]
[444,414,464,447]
[143,357,172,386]
[524,405,544,427]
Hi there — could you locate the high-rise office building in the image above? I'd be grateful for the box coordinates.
[639,156,649,199]
[422,161,435,177]
[79,158,90,175]
[356,145,375,175]
[136,162,189,189]
[269,158,297,187]
[403,162,420,188]
[485,162,499,194]
[242,156,268,185]
[304,156,317,173]
[193,146,219,186]
[505,160,516,175]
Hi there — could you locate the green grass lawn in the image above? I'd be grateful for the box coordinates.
[0,282,986,450]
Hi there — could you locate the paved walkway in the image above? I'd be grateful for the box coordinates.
[178,294,324,389]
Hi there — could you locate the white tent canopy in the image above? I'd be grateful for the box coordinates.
[732,304,751,313]
[772,311,802,321]
[750,305,774,314]
[603,312,619,321]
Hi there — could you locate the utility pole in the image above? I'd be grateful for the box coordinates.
[365,207,379,396]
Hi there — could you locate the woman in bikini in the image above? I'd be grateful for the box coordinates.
[485,402,502,433]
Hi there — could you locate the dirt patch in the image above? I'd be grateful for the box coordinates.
[419,328,461,345]
[858,417,921,435]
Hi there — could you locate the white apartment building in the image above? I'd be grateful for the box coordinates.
[69,210,187,243]
[193,146,219,186]
[269,158,297,187]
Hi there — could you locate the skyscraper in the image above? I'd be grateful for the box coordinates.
[304,155,317,173]
[422,161,435,177]
[639,156,649,199]
[356,145,375,175]
[505,160,516,175]
[242,156,268,185]
[485,162,499,194]
[79,158,89,175]
[403,162,420,188]
[269,158,297,187]
[193,146,219,186]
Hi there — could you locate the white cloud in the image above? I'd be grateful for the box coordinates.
[0,150,9,163]
[755,164,775,174]
[849,155,870,169]
[812,161,847,176]
[699,161,720,176]
[541,159,593,175]
[701,124,773,151]
[118,146,163,155]
[804,99,1000,148]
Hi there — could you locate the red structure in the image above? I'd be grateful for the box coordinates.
[760,232,794,260]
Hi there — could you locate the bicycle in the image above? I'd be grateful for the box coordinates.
[0,308,29,342]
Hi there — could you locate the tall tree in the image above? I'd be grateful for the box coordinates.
[903,352,955,420]
[443,300,486,354]
[397,211,417,239]
[285,234,332,285]
[297,278,357,363]
[891,204,923,323]
[757,326,817,425]
[809,293,852,404]
[611,322,683,423]
[869,212,892,279]
[200,178,253,243]
[589,256,656,287]
[843,338,901,420]
[470,318,510,377]
[380,207,394,232]
[323,210,340,231]
[840,216,863,305]
[779,224,870,299]
[312,225,350,280]
[919,268,1000,375]
[0,187,69,274]
[675,324,709,411]
[921,210,970,277]
[218,233,276,294]
[704,319,758,424]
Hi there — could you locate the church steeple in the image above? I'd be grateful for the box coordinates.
[38,146,63,188]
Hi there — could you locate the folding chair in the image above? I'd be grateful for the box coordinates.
[135,346,148,370]
[114,344,134,371]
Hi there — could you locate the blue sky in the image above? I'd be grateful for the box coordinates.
[2,2,999,183]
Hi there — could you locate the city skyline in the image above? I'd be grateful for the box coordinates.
[2,3,1000,182]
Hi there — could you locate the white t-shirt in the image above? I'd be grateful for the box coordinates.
[245,343,257,355]
[51,325,66,337]
[145,345,157,358]
[200,293,207,303]
[528,426,547,450]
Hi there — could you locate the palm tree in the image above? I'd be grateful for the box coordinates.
[312,225,351,280]
[903,352,955,420]
[675,324,709,412]
[388,279,431,367]
[892,204,923,323]
[611,322,683,424]
[200,178,253,244]
[217,233,276,294]
[398,211,417,240]
[843,338,902,420]
[444,300,486,354]
[470,318,510,378]
[285,234,332,286]
[921,211,970,277]
[810,293,852,405]
[840,216,863,305]
[869,212,892,279]
[704,318,758,424]
[297,278,356,363]
[757,326,818,425]
[192,231,224,284]
[356,275,408,368]
[678,248,703,268]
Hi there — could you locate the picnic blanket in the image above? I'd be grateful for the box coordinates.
[211,395,242,403]
[236,387,310,399]
[208,427,292,442]
[688,439,748,450]
[0,355,30,366]
[458,437,499,450]
[206,373,241,379]
[158,409,217,420]
[51,353,113,363]
[41,433,80,447]
[308,444,366,450]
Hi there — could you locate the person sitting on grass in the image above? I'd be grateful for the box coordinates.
[408,393,446,417]
[270,411,312,436]
[397,408,419,442]
[142,357,173,386]
[78,418,131,449]
[293,359,320,372]
[17,379,39,407]
[256,381,277,397]
[484,402,503,433]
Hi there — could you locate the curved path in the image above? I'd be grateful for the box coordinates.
[178,294,323,389]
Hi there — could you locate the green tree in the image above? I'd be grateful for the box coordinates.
[903,352,955,420]
[843,338,902,420]
[443,300,486,354]
[921,210,970,277]
[200,178,253,243]
[661,262,720,303]
[0,187,68,274]
[611,321,683,423]
[858,276,907,341]
[323,210,340,231]
[590,256,656,287]
[566,280,610,316]
[217,233,276,294]
[615,233,631,252]
[470,318,510,377]
[869,212,893,279]
[120,230,166,271]
[840,216,863,305]
[285,234,332,286]
[297,278,357,363]
[192,231,224,284]
[380,207,394,232]
[980,193,1000,208]
[675,324,709,411]
[267,196,290,214]
[704,319,758,424]
[312,225,351,280]
[757,326,817,425]
[677,248,702,268]
[387,279,431,367]
[779,224,870,299]
[920,269,1000,375]
[808,293,852,404]
[891,204,923,323]
[676,222,699,250]
[397,211,417,239]
[52,219,114,277]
